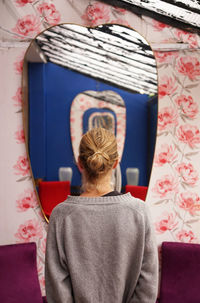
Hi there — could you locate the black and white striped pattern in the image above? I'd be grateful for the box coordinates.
[103,0,200,32]
[35,24,157,95]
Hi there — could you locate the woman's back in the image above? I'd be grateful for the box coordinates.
[45,193,158,303]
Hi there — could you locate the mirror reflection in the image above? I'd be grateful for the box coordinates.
[23,23,158,221]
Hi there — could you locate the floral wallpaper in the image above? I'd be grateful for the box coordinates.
[0,0,200,295]
[149,46,200,246]
[70,91,126,163]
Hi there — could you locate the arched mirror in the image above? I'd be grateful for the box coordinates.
[22,23,158,222]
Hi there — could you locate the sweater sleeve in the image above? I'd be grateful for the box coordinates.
[45,208,74,303]
[130,204,159,303]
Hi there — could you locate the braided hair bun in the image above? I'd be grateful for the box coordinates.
[79,128,118,180]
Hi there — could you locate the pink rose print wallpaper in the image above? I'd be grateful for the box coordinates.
[81,2,111,26]
[15,218,43,243]
[174,29,198,49]
[177,124,200,148]
[148,22,200,247]
[157,106,178,132]
[15,0,36,7]
[37,3,61,26]
[155,212,178,234]
[1,0,200,296]
[152,20,171,31]
[154,144,177,166]
[158,76,178,98]
[175,95,198,119]
[176,230,197,243]
[13,155,30,178]
[155,51,179,64]
[12,14,41,37]
[176,56,200,80]
[14,53,25,74]
[177,192,200,216]
[15,126,25,144]
[16,189,38,212]
[12,87,23,108]
[152,174,179,199]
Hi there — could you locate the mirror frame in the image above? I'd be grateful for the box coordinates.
[22,22,158,223]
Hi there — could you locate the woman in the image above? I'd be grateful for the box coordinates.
[45,127,158,303]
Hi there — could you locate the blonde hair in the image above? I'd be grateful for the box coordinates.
[79,128,118,188]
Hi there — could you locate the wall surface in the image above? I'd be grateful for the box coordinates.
[0,0,200,295]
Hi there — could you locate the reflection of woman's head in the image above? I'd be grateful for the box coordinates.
[79,127,118,191]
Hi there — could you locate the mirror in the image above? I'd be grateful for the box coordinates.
[23,23,158,222]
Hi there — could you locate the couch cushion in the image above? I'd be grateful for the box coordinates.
[160,241,200,303]
[0,242,43,303]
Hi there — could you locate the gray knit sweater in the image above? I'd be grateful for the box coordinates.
[45,193,158,303]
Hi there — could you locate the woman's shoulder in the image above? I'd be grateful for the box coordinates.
[121,194,149,215]
[49,199,74,221]
[49,192,149,221]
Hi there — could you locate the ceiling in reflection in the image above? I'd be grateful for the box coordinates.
[33,24,157,95]
[103,0,200,33]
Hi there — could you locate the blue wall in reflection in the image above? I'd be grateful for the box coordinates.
[29,62,157,188]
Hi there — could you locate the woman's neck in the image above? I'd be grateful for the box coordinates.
[80,188,113,197]
[80,172,113,197]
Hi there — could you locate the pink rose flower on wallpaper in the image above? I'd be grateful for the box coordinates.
[15,219,43,242]
[177,124,200,148]
[153,174,179,198]
[154,144,177,166]
[176,162,198,186]
[15,0,35,6]
[98,100,106,108]
[12,87,22,107]
[70,117,75,123]
[82,2,110,26]
[37,258,43,274]
[14,54,24,74]
[178,192,200,216]
[15,127,25,144]
[157,106,178,131]
[175,95,198,119]
[37,3,61,25]
[113,7,126,14]
[176,230,197,243]
[16,189,38,212]
[155,212,178,234]
[41,238,47,254]
[13,155,30,176]
[176,56,200,80]
[174,29,198,49]
[80,105,87,111]
[39,276,45,290]
[12,14,41,37]
[154,51,178,64]
[79,97,85,103]
[85,100,93,108]
[158,76,177,98]
[152,20,171,31]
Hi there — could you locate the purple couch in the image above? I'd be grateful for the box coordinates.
[159,241,200,303]
[0,242,46,303]
[7,241,200,303]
